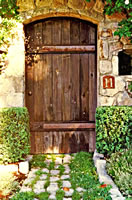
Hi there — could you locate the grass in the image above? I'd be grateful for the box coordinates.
[29,154,46,169]
[56,189,65,200]
[106,148,132,199]
[69,152,112,200]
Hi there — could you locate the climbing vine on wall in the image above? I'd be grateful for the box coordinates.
[0,0,20,73]
[86,0,132,43]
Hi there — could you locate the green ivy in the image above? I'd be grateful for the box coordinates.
[86,0,132,43]
[96,106,132,156]
[106,149,132,198]
[0,107,30,164]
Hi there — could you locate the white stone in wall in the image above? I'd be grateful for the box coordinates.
[100,60,112,74]
[0,77,15,95]
[117,91,132,106]
[6,93,24,107]
[99,96,115,106]
[112,56,118,75]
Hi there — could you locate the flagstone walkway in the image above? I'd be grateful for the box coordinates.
[20,154,85,200]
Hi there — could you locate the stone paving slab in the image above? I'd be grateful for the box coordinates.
[47,183,59,193]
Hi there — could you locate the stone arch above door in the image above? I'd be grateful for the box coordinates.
[17,0,104,25]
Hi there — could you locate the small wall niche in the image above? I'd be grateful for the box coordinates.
[118,50,132,75]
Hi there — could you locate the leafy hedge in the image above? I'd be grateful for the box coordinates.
[106,149,132,198]
[96,106,132,156]
[0,107,30,164]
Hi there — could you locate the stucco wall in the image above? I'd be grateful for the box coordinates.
[0,0,131,108]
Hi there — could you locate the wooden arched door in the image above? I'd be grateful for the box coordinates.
[25,17,97,154]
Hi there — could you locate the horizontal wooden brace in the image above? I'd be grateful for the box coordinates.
[30,122,95,131]
[27,45,95,53]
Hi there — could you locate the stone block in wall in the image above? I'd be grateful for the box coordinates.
[100,76,125,97]
[52,0,66,8]
[0,93,24,108]
[68,0,85,10]
[36,0,53,8]
[109,42,123,53]
[85,0,95,10]
[99,96,115,106]
[101,29,112,38]
[100,40,108,59]
[93,0,104,14]
[112,56,118,75]
[100,60,112,74]
[17,0,35,11]
[116,91,132,106]
[0,77,15,95]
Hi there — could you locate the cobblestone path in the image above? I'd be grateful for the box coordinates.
[20,154,85,199]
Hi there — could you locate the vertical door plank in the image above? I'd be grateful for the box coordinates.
[26,57,34,121]
[61,54,71,121]
[62,19,70,45]
[42,20,52,45]
[89,130,96,152]
[30,131,35,154]
[35,132,43,153]
[34,22,43,48]
[42,54,53,121]
[89,53,96,121]
[52,19,62,45]
[70,19,80,44]
[53,54,62,121]
[25,24,35,52]
[80,54,89,121]
[89,26,96,44]
[80,22,90,45]
[70,54,80,121]
[34,55,44,121]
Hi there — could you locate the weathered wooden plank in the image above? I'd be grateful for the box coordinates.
[34,22,43,47]
[30,122,95,131]
[35,132,43,153]
[42,20,52,45]
[70,54,80,121]
[52,19,62,45]
[62,19,70,45]
[70,19,80,44]
[80,54,89,121]
[53,54,62,121]
[80,22,90,45]
[89,26,96,44]
[42,54,53,121]
[61,54,71,121]
[30,131,35,154]
[28,45,95,53]
[89,130,96,152]
[25,56,34,121]
[89,53,97,121]
[25,24,35,52]
[34,54,43,121]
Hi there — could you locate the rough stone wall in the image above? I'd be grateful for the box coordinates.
[0,0,131,108]
[98,22,132,106]
[0,23,25,108]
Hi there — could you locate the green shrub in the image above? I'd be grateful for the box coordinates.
[106,149,132,198]
[11,192,35,200]
[96,106,132,155]
[0,107,30,164]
